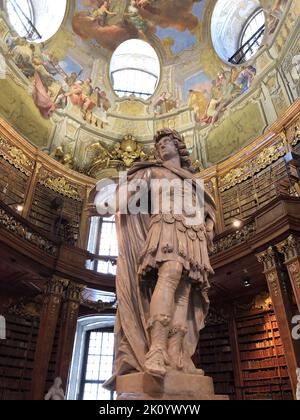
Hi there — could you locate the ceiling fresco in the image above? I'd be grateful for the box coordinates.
[1,0,299,171]
[72,0,205,54]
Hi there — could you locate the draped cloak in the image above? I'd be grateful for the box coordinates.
[104,161,216,390]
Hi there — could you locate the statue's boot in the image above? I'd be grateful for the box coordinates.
[145,316,170,378]
[168,325,205,375]
[168,325,187,371]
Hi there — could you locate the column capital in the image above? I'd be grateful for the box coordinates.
[45,276,69,296]
[277,235,300,262]
[256,246,280,271]
[65,282,86,303]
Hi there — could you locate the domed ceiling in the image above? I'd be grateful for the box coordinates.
[0,0,299,173]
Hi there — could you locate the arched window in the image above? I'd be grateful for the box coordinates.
[211,0,265,65]
[67,315,116,400]
[87,216,118,275]
[6,0,67,42]
[110,39,160,100]
[238,9,265,64]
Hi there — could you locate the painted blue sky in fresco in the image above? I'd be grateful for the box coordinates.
[183,70,212,102]
[155,1,206,54]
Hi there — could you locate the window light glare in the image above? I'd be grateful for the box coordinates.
[110,39,160,100]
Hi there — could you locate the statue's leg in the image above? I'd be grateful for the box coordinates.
[168,279,191,371]
[145,261,183,378]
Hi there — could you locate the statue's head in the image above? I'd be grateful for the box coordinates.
[154,128,196,173]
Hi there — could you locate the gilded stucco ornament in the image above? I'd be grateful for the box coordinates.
[219,138,286,192]
[212,223,256,255]
[0,135,34,175]
[0,207,57,255]
[88,134,154,176]
[39,175,81,201]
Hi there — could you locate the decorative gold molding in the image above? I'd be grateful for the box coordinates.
[46,277,69,296]
[266,271,280,298]
[277,235,300,262]
[38,171,81,201]
[88,134,154,178]
[0,207,58,255]
[288,262,300,290]
[291,124,300,146]
[219,138,286,192]
[0,135,34,176]
[256,247,279,272]
[65,282,86,303]
[212,223,255,255]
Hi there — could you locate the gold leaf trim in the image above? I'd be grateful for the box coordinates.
[0,135,34,175]
[219,139,286,192]
[39,176,81,201]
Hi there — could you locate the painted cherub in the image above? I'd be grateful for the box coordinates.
[91,1,117,26]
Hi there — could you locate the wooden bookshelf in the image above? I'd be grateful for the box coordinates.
[195,321,235,399]
[220,157,287,228]
[29,184,82,244]
[236,312,292,400]
[0,156,28,208]
[0,315,39,400]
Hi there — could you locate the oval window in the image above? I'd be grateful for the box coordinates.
[110,39,160,100]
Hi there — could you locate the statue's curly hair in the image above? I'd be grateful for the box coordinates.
[154,128,196,174]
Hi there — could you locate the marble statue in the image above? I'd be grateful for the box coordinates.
[102,129,216,398]
[44,377,65,401]
[297,368,300,401]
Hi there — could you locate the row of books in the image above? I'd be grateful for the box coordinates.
[240,346,284,360]
[241,356,286,370]
[239,339,282,351]
[243,367,289,380]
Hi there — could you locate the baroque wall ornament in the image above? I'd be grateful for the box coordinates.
[212,223,256,255]
[38,172,81,201]
[87,134,154,177]
[0,207,58,255]
[219,138,286,192]
[277,235,300,262]
[256,247,279,272]
[266,271,280,298]
[0,135,34,176]
[288,262,300,289]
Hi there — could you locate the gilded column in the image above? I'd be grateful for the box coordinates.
[30,276,68,400]
[22,162,42,219]
[277,235,300,313]
[211,176,225,234]
[256,247,300,397]
[55,282,85,389]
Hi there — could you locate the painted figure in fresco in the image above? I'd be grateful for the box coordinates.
[291,54,300,82]
[72,0,201,52]
[188,89,209,123]
[91,0,117,26]
[66,79,96,119]
[91,87,111,128]
[125,0,148,38]
[235,66,257,95]
[102,128,216,388]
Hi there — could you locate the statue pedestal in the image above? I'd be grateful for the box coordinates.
[116,372,229,400]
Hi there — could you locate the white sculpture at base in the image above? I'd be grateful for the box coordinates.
[297,368,300,401]
[44,377,65,401]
